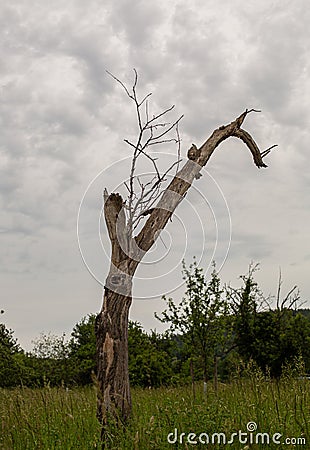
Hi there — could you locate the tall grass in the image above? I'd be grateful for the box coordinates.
[0,372,308,449]
[0,385,101,449]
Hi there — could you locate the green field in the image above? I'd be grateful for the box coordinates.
[0,375,309,449]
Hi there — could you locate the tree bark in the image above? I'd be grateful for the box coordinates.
[95,110,274,434]
[95,190,136,435]
[95,288,132,429]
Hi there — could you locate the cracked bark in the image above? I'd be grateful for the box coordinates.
[95,109,275,435]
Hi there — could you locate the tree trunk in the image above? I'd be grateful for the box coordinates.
[95,110,274,435]
[95,287,132,430]
[95,191,136,436]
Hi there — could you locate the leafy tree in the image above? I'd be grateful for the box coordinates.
[29,332,71,386]
[276,309,310,375]
[69,314,97,385]
[226,263,264,363]
[67,316,176,387]
[0,323,24,387]
[298,308,310,319]
[0,323,21,354]
[32,332,69,359]
[128,321,175,387]
[156,260,233,384]
[227,265,310,376]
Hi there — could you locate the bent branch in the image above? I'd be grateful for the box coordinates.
[132,110,276,268]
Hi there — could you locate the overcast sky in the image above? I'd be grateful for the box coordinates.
[1,0,309,351]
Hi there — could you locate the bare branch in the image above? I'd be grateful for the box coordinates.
[132,68,138,90]
[151,115,184,141]
[148,138,180,146]
[276,268,282,310]
[110,74,183,229]
[131,109,275,267]
[123,182,131,194]
[107,72,276,267]
[247,108,262,114]
[135,158,182,209]
[232,128,267,168]
[235,108,261,128]
[136,176,144,191]
[281,285,298,310]
[261,144,278,159]
[146,105,176,125]
[138,92,152,107]
[124,139,138,150]
[106,70,134,100]
[288,291,300,310]
[145,99,149,123]
[108,73,183,225]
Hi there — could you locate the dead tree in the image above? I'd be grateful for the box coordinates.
[95,70,276,434]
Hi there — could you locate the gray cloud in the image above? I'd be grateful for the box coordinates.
[0,0,309,349]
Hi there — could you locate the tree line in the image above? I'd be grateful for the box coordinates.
[1,262,309,389]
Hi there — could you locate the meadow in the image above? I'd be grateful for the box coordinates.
[0,372,308,449]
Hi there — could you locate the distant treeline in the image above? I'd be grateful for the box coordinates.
[1,263,309,388]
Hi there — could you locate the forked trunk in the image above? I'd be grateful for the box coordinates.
[95,110,274,440]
